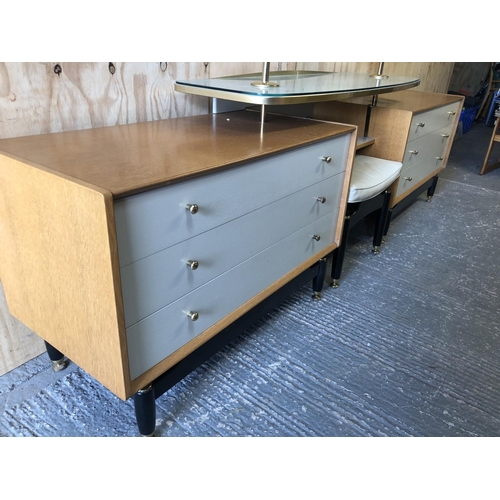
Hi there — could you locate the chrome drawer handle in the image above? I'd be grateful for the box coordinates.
[441,133,450,138]
[447,111,456,116]
[409,150,418,155]
[404,176,413,181]
[186,204,199,214]
[436,156,444,161]
[186,260,199,270]
[417,122,425,127]
[321,156,332,163]
[317,197,326,204]
[186,311,199,321]
[312,235,321,241]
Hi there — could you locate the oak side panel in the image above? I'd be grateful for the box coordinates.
[363,107,412,162]
[440,96,464,166]
[336,128,357,243]
[0,153,130,399]
[312,101,368,132]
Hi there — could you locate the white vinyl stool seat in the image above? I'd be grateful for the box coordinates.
[330,155,403,288]
[348,155,403,203]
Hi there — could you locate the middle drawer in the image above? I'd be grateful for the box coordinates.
[120,173,344,328]
[402,122,455,169]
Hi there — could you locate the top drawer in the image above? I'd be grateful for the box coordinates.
[407,102,461,142]
[114,133,350,266]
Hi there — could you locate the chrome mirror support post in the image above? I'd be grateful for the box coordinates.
[371,62,389,108]
[251,62,280,126]
[365,63,389,135]
[251,62,279,89]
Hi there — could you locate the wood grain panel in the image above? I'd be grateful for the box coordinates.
[208,62,295,78]
[296,62,377,74]
[297,62,455,94]
[0,152,130,399]
[312,100,368,132]
[0,62,455,142]
[382,62,455,94]
[363,107,412,162]
[0,62,209,140]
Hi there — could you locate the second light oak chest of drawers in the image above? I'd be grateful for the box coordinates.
[359,90,464,207]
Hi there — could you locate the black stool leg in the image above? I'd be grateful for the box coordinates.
[383,208,393,240]
[427,176,439,202]
[44,341,69,372]
[372,191,391,254]
[312,257,327,300]
[133,385,156,437]
[330,215,351,288]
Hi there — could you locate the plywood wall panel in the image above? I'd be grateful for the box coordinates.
[0,62,209,140]
[296,62,378,73]
[208,62,295,78]
[382,62,455,93]
[296,62,454,94]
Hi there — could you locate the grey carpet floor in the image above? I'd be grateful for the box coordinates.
[1,122,499,437]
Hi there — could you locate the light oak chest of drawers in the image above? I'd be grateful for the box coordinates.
[357,91,464,207]
[0,111,356,402]
[311,90,464,208]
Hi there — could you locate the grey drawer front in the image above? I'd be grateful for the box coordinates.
[396,156,444,199]
[121,173,344,327]
[126,211,337,380]
[402,122,454,169]
[408,102,461,141]
[114,134,350,267]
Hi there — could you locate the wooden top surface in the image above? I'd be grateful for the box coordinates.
[0,111,354,199]
[346,90,464,113]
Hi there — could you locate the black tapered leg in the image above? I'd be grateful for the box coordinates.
[44,341,69,372]
[372,191,391,254]
[427,176,439,202]
[330,215,351,288]
[312,258,328,300]
[383,209,393,238]
[133,385,156,436]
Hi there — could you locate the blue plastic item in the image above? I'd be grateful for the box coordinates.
[460,105,480,134]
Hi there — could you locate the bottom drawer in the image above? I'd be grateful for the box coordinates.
[395,156,444,199]
[126,211,338,380]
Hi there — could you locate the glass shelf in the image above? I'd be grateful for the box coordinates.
[175,71,421,106]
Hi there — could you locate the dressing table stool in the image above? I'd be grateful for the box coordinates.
[330,155,403,288]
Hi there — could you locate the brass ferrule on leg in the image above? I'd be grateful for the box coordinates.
[51,357,69,372]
